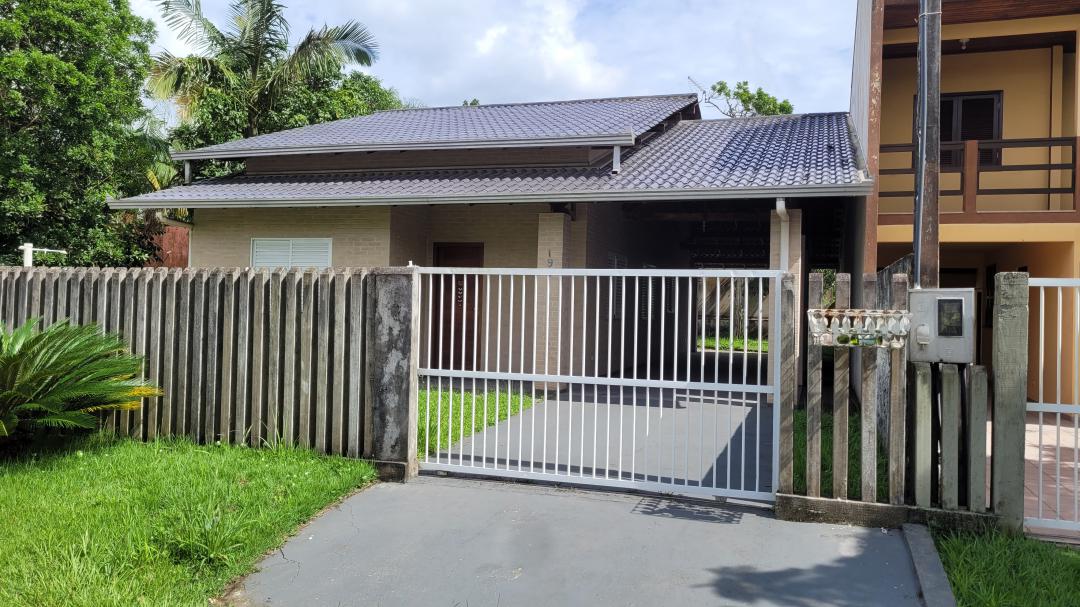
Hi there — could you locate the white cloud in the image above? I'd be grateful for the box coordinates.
[129,0,858,119]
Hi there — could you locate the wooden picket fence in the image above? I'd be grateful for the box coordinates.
[785,271,999,517]
[0,266,368,456]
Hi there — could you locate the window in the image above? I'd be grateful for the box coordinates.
[914,91,1002,167]
[251,238,332,269]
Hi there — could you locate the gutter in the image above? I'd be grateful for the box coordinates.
[109,181,876,209]
[171,132,639,161]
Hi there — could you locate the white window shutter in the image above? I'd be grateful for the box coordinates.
[251,238,332,269]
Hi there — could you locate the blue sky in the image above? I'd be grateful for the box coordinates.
[131,0,858,120]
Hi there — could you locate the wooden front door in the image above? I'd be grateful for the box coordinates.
[433,243,484,370]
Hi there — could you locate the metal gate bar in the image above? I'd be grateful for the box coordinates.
[1027,278,1080,531]
[415,267,783,502]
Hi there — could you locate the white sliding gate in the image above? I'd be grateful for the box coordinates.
[415,267,782,502]
[1026,278,1080,532]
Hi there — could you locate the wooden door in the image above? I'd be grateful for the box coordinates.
[433,243,484,370]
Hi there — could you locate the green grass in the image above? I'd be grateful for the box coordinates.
[0,434,376,607]
[696,336,769,353]
[792,408,888,502]
[417,388,534,455]
[933,527,1080,606]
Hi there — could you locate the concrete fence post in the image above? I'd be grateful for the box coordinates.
[991,272,1028,530]
[364,267,420,481]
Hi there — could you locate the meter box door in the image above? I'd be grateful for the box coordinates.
[907,288,976,364]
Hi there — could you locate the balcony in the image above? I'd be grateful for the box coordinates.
[878,137,1080,224]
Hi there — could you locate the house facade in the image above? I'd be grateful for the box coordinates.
[114,93,872,291]
[852,0,1080,399]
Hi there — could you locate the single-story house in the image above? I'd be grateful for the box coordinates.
[113,93,872,281]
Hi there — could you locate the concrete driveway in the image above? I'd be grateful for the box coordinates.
[227,476,922,606]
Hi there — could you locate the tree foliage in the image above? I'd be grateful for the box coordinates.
[692,78,794,118]
[149,0,380,138]
[0,0,164,266]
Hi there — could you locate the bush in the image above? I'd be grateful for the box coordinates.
[0,319,160,439]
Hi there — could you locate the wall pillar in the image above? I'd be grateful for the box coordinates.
[769,209,803,390]
[536,212,571,382]
[364,267,420,481]
[992,272,1029,530]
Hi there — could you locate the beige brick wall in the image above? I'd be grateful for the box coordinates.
[428,204,546,267]
[389,206,431,266]
[188,207,391,268]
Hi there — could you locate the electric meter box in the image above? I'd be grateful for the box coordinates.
[907,288,976,364]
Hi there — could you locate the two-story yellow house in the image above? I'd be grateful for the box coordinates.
[852,0,1080,399]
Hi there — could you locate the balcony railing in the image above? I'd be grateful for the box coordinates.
[878,137,1080,224]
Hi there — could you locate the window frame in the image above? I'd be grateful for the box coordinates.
[250,237,333,269]
[912,90,1003,168]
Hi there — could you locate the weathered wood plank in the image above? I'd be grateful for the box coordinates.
[204,271,220,442]
[832,273,851,499]
[27,270,42,325]
[282,270,299,445]
[160,271,177,436]
[107,270,124,431]
[119,271,136,436]
[940,363,961,510]
[332,270,347,455]
[132,269,150,439]
[860,274,878,502]
[80,269,94,326]
[299,271,315,448]
[189,270,206,441]
[67,269,81,325]
[41,269,56,327]
[348,270,364,457]
[913,361,933,508]
[175,270,192,436]
[315,271,331,453]
[219,270,236,444]
[967,365,988,513]
[806,272,824,498]
[889,274,909,505]
[266,269,283,446]
[779,273,796,494]
[992,273,1029,530]
[234,270,251,442]
[250,269,267,446]
[144,269,163,440]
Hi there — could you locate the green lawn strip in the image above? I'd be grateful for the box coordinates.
[0,435,376,607]
[696,336,769,353]
[792,408,888,502]
[932,527,1080,606]
[417,388,534,455]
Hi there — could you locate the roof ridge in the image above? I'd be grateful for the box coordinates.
[368,92,698,115]
[680,111,850,124]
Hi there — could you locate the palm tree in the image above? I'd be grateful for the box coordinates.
[148,0,379,137]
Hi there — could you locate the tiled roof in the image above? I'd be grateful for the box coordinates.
[171,94,699,159]
[115,113,869,207]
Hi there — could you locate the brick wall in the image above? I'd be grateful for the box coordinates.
[188,207,391,268]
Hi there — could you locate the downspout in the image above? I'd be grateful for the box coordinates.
[776,197,790,271]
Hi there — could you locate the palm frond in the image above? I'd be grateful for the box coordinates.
[268,20,378,93]
[147,51,234,119]
[157,0,229,54]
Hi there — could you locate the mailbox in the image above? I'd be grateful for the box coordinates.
[907,288,976,364]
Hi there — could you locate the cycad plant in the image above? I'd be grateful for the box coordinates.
[0,320,161,438]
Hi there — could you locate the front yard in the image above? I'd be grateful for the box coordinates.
[0,434,376,607]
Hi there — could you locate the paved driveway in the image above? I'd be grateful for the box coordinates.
[228,477,921,606]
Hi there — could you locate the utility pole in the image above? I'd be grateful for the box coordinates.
[912,0,941,289]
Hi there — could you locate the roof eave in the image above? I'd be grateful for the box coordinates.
[170,132,638,161]
[109,180,875,209]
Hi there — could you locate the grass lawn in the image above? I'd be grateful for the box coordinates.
[933,528,1080,606]
[792,408,888,502]
[0,434,376,607]
[417,387,534,455]
[696,336,769,353]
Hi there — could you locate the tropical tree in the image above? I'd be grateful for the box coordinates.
[690,78,794,118]
[0,320,161,439]
[148,0,380,138]
[0,0,163,266]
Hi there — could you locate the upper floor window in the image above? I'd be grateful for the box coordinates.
[916,91,1002,167]
[251,238,332,269]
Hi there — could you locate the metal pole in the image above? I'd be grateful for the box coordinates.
[21,243,32,267]
[912,0,941,289]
